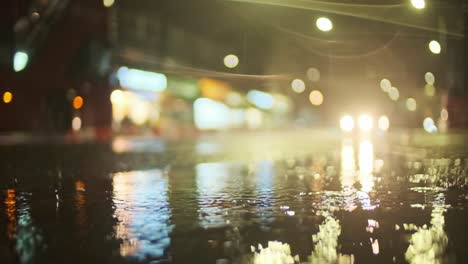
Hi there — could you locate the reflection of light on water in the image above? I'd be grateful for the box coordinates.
[5,189,16,240]
[255,160,275,227]
[252,241,299,263]
[75,180,87,229]
[112,169,171,259]
[13,192,44,264]
[196,162,230,228]
[405,193,448,264]
[359,140,374,193]
[341,141,356,189]
[309,212,342,263]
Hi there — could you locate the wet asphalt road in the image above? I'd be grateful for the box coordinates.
[0,130,467,263]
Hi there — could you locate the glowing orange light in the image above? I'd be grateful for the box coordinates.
[3,91,13,103]
[5,189,16,240]
[73,96,84,109]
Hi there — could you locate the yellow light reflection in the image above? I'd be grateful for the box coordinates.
[359,140,374,193]
[75,180,86,229]
[5,189,16,240]
[340,141,356,189]
[3,91,13,103]
[405,194,448,264]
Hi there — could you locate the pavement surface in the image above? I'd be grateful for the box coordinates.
[0,129,467,263]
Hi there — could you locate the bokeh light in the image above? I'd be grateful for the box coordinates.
[72,117,82,131]
[309,90,324,106]
[340,115,354,132]
[103,0,114,8]
[359,114,373,132]
[411,0,425,9]
[378,116,390,131]
[429,40,441,54]
[307,68,320,82]
[3,91,13,104]
[129,101,150,125]
[424,72,435,85]
[73,96,84,110]
[13,51,29,72]
[380,78,391,92]
[291,79,305,93]
[389,87,399,101]
[110,89,124,104]
[423,117,437,133]
[406,98,417,111]
[440,108,448,121]
[316,17,333,32]
[223,54,239,69]
[247,90,274,110]
[425,84,435,97]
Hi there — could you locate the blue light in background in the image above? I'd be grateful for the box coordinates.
[117,66,167,92]
[247,90,274,110]
[13,51,29,72]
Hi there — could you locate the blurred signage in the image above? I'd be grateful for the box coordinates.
[198,78,230,101]
[167,77,199,100]
[117,66,167,92]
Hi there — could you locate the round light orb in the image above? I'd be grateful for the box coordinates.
[291,79,305,93]
[423,117,437,133]
[307,68,321,82]
[340,115,354,132]
[358,114,373,132]
[389,87,399,101]
[103,0,114,8]
[440,108,448,121]
[316,17,333,32]
[411,0,425,9]
[223,54,239,68]
[380,78,391,92]
[425,84,435,97]
[429,40,441,54]
[309,90,324,106]
[424,72,435,85]
[378,116,390,131]
[406,98,417,111]
[3,91,13,103]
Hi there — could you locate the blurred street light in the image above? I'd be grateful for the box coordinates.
[224,54,239,69]
[73,96,84,110]
[103,0,115,8]
[316,17,333,32]
[423,117,437,133]
[309,90,323,106]
[13,51,29,72]
[291,79,305,93]
[378,116,390,131]
[307,68,320,82]
[425,84,435,97]
[424,72,435,85]
[380,79,391,93]
[411,0,425,9]
[3,91,13,104]
[428,40,441,54]
[389,87,399,101]
[340,115,354,132]
[406,98,417,111]
[359,114,373,132]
